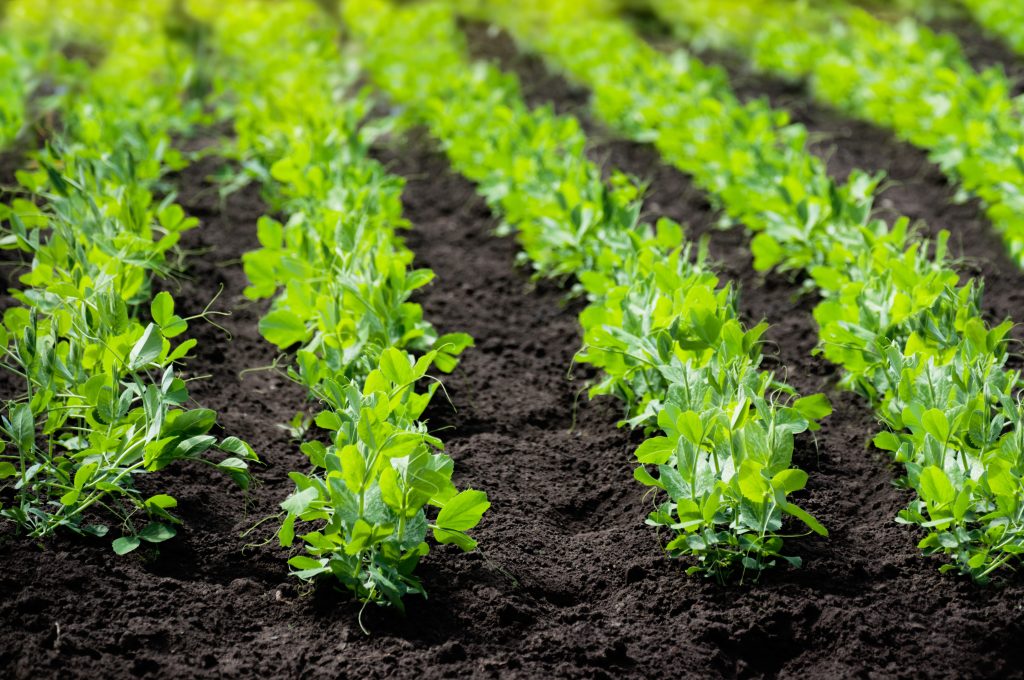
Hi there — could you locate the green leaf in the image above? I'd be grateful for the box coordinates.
[112,536,141,555]
[259,310,307,348]
[634,436,674,465]
[677,411,704,446]
[435,333,474,355]
[146,494,177,510]
[380,347,414,386]
[658,465,688,500]
[703,488,722,523]
[256,215,284,249]
[435,488,490,532]
[281,486,319,516]
[138,522,176,543]
[380,432,425,459]
[151,291,175,326]
[433,333,474,373]
[287,555,329,579]
[163,409,217,437]
[380,466,404,513]
[74,462,98,490]
[793,393,832,421]
[279,514,297,547]
[872,431,901,452]
[633,465,664,489]
[434,529,477,552]
[751,232,783,270]
[737,460,770,503]
[921,409,951,444]
[216,457,251,489]
[346,518,393,555]
[167,339,197,362]
[218,436,258,461]
[167,435,217,460]
[340,445,366,493]
[128,324,163,369]
[151,292,187,338]
[919,465,955,505]
[781,501,828,536]
[0,462,16,478]
[314,411,342,431]
[10,403,34,454]
[771,468,808,494]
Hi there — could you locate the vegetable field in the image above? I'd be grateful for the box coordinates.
[2,0,1024,677]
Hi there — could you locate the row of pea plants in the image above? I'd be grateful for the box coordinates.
[345,0,833,581]
[646,0,1024,272]
[479,0,1024,580]
[185,0,488,614]
[0,25,43,149]
[0,1,257,552]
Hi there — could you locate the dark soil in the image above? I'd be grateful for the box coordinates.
[2,22,1024,680]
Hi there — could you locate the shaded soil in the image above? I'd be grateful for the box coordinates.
[2,25,1024,680]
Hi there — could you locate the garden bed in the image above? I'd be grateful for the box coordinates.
[2,18,1024,680]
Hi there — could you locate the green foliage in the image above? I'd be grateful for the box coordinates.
[346,0,830,579]
[0,33,38,147]
[0,3,255,548]
[195,0,486,608]
[279,350,487,608]
[959,0,1024,55]
[482,0,1024,580]
[656,0,1024,270]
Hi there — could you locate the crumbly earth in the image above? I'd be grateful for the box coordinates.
[1,17,1024,680]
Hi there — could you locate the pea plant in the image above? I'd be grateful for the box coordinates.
[280,348,488,608]
[958,0,1024,55]
[579,228,831,573]
[0,153,257,550]
[0,31,39,149]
